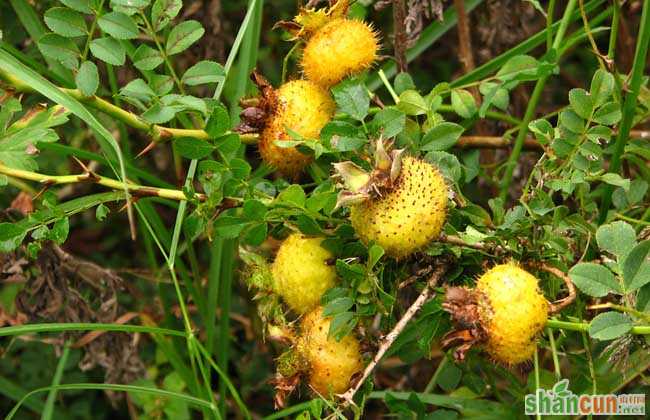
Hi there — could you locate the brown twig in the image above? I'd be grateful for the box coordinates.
[456,136,543,150]
[393,0,408,72]
[338,263,448,405]
[453,0,478,101]
[535,262,577,314]
[439,234,489,250]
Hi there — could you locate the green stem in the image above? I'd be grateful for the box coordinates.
[534,347,541,420]
[546,319,650,334]
[82,0,105,60]
[607,0,620,60]
[598,0,650,223]
[0,163,203,201]
[546,328,562,380]
[499,0,578,201]
[581,332,597,402]
[546,0,556,50]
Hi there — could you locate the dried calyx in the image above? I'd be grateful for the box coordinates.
[333,139,405,208]
[235,71,277,135]
[275,0,351,40]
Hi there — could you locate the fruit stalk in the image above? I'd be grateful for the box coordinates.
[338,263,448,405]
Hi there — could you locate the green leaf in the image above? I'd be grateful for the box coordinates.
[151,0,182,31]
[368,244,384,268]
[394,72,415,94]
[370,107,405,138]
[295,214,323,235]
[332,79,369,121]
[242,200,266,221]
[110,0,151,15]
[592,102,621,125]
[590,69,615,107]
[0,128,59,170]
[205,104,230,138]
[89,37,125,65]
[450,89,476,119]
[496,55,540,82]
[141,103,180,124]
[60,0,92,13]
[421,122,464,151]
[568,88,594,119]
[181,61,225,86]
[75,61,99,97]
[119,78,156,105]
[37,33,80,70]
[424,151,461,183]
[44,7,87,37]
[588,312,632,340]
[277,184,306,207]
[229,158,251,179]
[568,263,621,297]
[599,173,630,191]
[528,118,554,143]
[132,44,163,70]
[0,223,28,253]
[49,217,69,244]
[166,20,205,55]
[397,90,428,116]
[175,137,215,159]
[242,222,267,246]
[596,221,637,259]
[623,240,650,291]
[95,203,109,221]
[559,109,584,133]
[98,11,139,39]
[212,216,246,238]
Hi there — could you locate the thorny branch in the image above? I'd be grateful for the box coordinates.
[393,0,408,72]
[531,262,577,314]
[338,263,448,405]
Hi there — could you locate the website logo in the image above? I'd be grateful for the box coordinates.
[525,379,645,416]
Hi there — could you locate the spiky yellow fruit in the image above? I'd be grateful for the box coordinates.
[302,18,379,87]
[260,80,335,177]
[298,307,363,396]
[349,157,448,258]
[272,234,337,314]
[476,264,549,364]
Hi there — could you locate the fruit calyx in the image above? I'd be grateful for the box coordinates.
[235,71,277,134]
[275,0,350,40]
[441,286,489,361]
[333,138,405,208]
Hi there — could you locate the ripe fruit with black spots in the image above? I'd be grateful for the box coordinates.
[443,263,549,365]
[259,80,335,177]
[301,18,379,87]
[297,307,363,396]
[272,234,337,314]
[336,148,448,258]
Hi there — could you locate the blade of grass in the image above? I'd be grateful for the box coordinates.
[7,383,216,420]
[0,377,63,417]
[41,343,70,420]
[451,0,607,87]
[217,239,235,418]
[367,0,484,91]
[598,0,650,222]
[0,323,185,337]
[498,0,579,201]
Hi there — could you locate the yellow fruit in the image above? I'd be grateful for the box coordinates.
[349,156,448,258]
[272,234,337,314]
[259,80,335,177]
[476,264,549,364]
[298,307,363,396]
[302,18,379,87]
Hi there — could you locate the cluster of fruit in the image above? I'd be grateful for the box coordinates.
[245,0,551,402]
